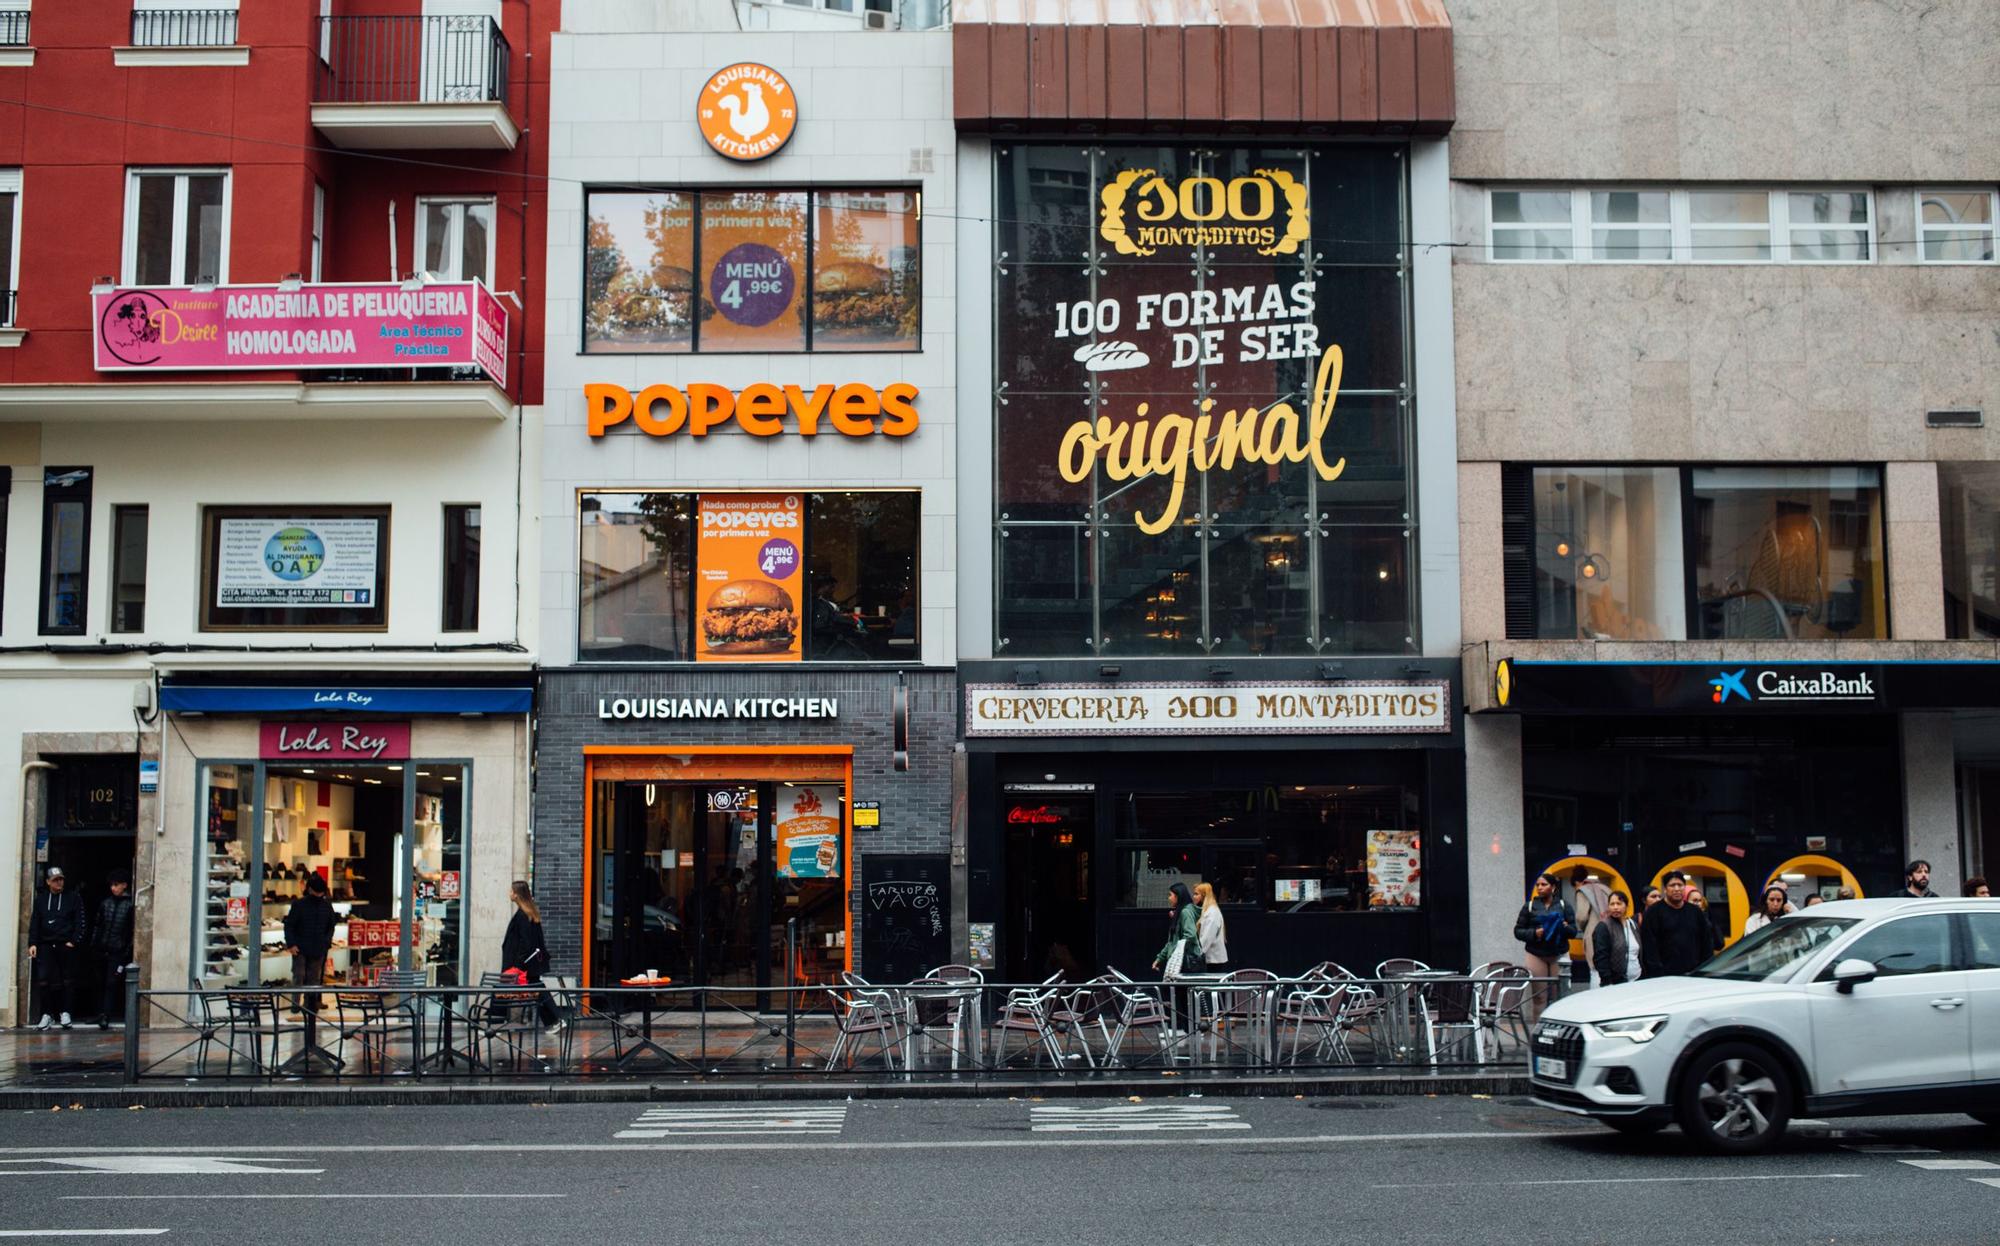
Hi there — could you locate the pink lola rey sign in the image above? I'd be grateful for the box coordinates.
[259,721,412,762]
[92,281,509,388]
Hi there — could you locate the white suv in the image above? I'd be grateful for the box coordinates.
[1531,898,2000,1153]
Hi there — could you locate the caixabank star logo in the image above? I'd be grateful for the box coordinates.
[1707,669,1751,704]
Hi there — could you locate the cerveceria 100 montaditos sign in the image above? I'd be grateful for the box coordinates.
[963,681,1450,737]
[585,381,918,438]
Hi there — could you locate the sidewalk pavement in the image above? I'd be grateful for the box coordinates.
[0,1025,1529,1110]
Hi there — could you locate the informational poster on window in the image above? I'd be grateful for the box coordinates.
[775,784,841,879]
[215,517,380,608]
[1366,830,1421,909]
[694,493,802,663]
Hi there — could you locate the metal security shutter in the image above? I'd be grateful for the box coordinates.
[1501,464,1537,639]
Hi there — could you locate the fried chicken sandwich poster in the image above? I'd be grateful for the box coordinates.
[696,493,802,663]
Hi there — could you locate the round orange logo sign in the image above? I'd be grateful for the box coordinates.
[697,63,798,162]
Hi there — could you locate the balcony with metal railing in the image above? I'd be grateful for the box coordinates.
[0,11,29,47]
[130,8,239,48]
[312,15,517,151]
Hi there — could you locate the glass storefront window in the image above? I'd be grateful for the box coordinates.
[1690,467,1885,640]
[408,769,466,980]
[811,191,921,351]
[578,491,919,663]
[1265,785,1420,913]
[196,763,252,988]
[1530,467,1686,641]
[991,143,1415,656]
[1942,463,2000,639]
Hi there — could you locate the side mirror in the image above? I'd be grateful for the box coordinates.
[1833,958,1878,995]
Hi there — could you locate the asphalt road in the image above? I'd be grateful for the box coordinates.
[0,1095,1996,1243]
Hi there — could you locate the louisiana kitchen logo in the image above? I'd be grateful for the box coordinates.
[1099,169,1311,257]
[1708,668,1877,706]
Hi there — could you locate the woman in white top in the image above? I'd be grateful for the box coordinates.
[1192,881,1228,974]
[1742,884,1795,934]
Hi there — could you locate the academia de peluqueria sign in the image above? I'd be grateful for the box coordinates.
[992,144,1416,658]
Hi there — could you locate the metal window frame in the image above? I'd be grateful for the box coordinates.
[1485,187,1575,263]
[1485,186,1878,266]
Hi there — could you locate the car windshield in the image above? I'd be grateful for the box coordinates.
[1687,916,1860,982]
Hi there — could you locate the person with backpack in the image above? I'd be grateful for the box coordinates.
[1513,872,1575,1020]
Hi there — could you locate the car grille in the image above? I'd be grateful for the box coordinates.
[1531,1021,1584,1085]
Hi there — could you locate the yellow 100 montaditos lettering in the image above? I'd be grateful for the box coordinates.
[1058,344,1348,534]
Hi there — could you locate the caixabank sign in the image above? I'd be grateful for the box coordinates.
[1484,659,2000,714]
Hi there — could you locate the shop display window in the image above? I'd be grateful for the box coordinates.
[1690,467,1885,640]
[578,490,919,662]
[196,763,252,988]
[584,187,919,354]
[1527,467,1685,641]
[991,143,1416,657]
[1942,463,2000,639]
[198,506,390,632]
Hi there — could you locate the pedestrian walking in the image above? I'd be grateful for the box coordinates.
[1192,881,1228,974]
[1743,884,1794,935]
[1589,892,1642,987]
[1964,876,1991,898]
[1152,882,1201,978]
[503,880,559,1031]
[1513,873,1575,1018]
[282,872,335,1014]
[1639,872,1718,978]
[27,866,86,1030]
[1903,860,1938,899]
[91,870,136,1029]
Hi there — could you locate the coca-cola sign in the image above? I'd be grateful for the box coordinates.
[259,721,411,762]
[1005,804,1070,826]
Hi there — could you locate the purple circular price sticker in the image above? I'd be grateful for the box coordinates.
[759,537,800,579]
[709,243,796,327]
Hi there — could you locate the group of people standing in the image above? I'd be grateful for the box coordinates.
[26,867,135,1031]
[1515,869,1724,1006]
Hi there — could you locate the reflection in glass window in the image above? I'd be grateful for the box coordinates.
[1690,467,1885,640]
[1688,190,1773,262]
[1830,915,1953,977]
[699,190,807,352]
[585,191,696,353]
[1919,189,1997,263]
[579,492,693,661]
[804,492,919,660]
[197,763,252,989]
[1786,191,1871,262]
[1490,189,1574,260]
[1590,190,1671,261]
[1942,463,2000,639]
[811,191,920,351]
[1530,467,1686,641]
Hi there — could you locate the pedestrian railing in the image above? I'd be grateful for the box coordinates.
[120,968,1569,1084]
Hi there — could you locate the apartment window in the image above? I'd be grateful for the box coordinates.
[39,467,90,636]
[1918,189,1997,263]
[1687,190,1772,262]
[131,1,238,48]
[584,187,921,353]
[416,198,494,284]
[578,490,920,662]
[110,505,148,633]
[1786,191,1871,263]
[126,170,228,285]
[199,506,390,631]
[442,504,480,632]
[1589,190,1672,261]
[0,169,20,327]
[1690,467,1885,640]
[311,183,325,282]
[1489,189,1574,261]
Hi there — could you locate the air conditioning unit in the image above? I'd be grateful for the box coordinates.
[862,9,897,29]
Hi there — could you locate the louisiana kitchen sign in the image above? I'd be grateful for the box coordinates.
[963,681,1451,738]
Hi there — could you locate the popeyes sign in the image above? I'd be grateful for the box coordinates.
[586,381,918,438]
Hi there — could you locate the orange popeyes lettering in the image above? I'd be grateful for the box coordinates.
[583,381,921,439]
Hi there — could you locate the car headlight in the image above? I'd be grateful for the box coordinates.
[1586,1015,1668,1043]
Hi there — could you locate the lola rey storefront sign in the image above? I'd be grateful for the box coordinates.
[92,281,509,387]
[963,681,1451,738]
[259,721,412,761]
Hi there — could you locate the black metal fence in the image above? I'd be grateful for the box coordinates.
[0,12,28,46]
[122,969,1563,1084]
[131,8,239,48]
[315,15,510,106]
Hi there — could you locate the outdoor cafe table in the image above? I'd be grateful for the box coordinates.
[892,980,984,1069]
[614,976,688,1071]
[1379,968,1461,1064]
[1185,977,1279,1065]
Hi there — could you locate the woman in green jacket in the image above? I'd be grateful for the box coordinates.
[1151,882,1200,976]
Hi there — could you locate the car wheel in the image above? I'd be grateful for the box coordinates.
[1604,1117,1667,1136]
[1674,1042,1793,1155]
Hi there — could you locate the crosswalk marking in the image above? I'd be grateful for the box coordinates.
[1972,1178,2000,1191]
[1900,1159,2000,1171]
[615,1105,849,1139]
[1029,1104,1249,1133]
[1844,1144,1938,1155]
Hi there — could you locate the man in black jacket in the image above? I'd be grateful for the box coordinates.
[92,870,136,1030]
[27,867,87,1029]
[1640,872,1718,979]
[282,872,336,1014]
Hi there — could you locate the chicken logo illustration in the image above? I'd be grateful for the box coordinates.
[697,63,797,162]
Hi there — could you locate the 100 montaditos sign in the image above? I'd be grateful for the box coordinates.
[93,280,509,386]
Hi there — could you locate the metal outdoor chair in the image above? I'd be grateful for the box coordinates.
[1375,958,1431,978]
[1206,969,1279,1062]
[1313,963,1391,1058]
[1473,965,1534,1056]
[187,977,247,1077]
[542,974,582,1069]
[826,973,907,1071]
[333,989,416,1077]
[1048,977,1119,1069]
[1421,975,1483,1065]
[992,972,1067,1069]
[472,971,547,1073]
[908,966,983,1070]
[1470,960,1519,980]
[1100,966,1170,1064]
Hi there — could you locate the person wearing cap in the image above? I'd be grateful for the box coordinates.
[92,870,136,1030]
[27,867,87,1030]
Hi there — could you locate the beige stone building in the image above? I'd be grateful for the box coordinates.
[1449,0,2000,968]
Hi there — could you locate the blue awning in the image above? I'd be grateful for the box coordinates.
[159,685,532,714]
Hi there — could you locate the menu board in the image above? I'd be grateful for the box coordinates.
[861,855,949,984]
[695,493,802,663]
[1366,830,1422,909]
[775,784,842,879]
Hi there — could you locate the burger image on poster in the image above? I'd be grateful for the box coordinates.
[702,580,797,655]
[813,261,909,343]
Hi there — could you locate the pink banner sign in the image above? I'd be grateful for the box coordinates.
[260,721,412,762]
[92,280,509,388]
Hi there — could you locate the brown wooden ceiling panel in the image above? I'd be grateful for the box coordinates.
[953,0,1454,134]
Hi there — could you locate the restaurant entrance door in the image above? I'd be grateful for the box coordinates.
[602,781,772,989]
[1001,793,1095,981]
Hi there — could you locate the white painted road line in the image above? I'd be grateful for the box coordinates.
[1972,1178,2000,1191]
[0,1157,323,1177]
[66,1195,565,1202]
[617,1105,849,1138]
[1374,1173,1862,1189]
[1901,1159,2000,1171]
[0,1233,168,1239]
[1030,1104,1249,1133]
